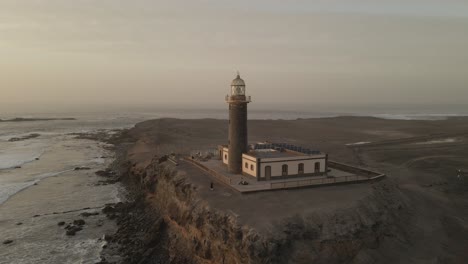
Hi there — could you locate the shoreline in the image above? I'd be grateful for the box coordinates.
[0,117,76,122]
[0,130,124,264]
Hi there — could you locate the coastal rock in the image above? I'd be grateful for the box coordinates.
[102,205,116,214]
[8,133,40,142]
[0,117,75,123]
[65,225,83,236]
[74,166,91,171]
[81,211,99,217]
[96,169,115,177]
[95,169,120,185]
[58,221,66,226]
[103,234,113,242]
[73,219,86,226]
[3,240,14,245]
[97,219,104,227]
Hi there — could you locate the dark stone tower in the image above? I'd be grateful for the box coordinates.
[226,73,251,174]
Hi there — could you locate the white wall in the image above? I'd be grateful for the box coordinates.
[242,155,257,177]
[259,157,326,178]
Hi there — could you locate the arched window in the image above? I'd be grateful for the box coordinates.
[245,162,248,168]
[298,163,304,174]
[282,164,288,176]
[250,164,254,170]
[224,154,227,160]
[314,162,321,173]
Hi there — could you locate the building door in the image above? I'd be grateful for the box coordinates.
[265,166,271,180]
[282,164,288,176]
[314,162,321,173]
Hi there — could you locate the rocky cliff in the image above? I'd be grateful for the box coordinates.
[102,150,408,264]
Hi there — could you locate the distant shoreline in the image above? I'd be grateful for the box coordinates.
[0,117,76,122]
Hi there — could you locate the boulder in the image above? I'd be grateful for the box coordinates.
[65,225,83,236]
[81,211,99,217]
[73,219,86,226]
[102,204,116,214]
[74,167,91,171]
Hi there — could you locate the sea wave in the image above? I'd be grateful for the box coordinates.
[369,113,467,120]
[0,170,73,205]
[0,136,49,170]
[0,148,46,170]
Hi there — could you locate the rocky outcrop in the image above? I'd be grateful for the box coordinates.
[8,133,40,142]
[102,149,409,264]
[3,240,14,245]
[0,117,76,122]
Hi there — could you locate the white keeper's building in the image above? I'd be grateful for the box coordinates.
[220,142,328,181]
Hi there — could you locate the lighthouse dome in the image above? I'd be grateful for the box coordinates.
[231,74,245,87]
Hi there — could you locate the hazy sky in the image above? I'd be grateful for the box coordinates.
[1,0,467,111]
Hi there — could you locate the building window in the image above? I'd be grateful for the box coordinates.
[282,164,288,176]
[315,162,320,173]
[224,154,227,160]
[298,163,304,174]
[265,166,271,178]
[250,164,254,170]
[245,162,248,168]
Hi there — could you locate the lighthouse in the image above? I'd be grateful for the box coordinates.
[226,73,251,174]
[215,73,328,183]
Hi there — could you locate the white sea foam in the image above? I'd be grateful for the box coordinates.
[370,113,466,121]
[0,181,38,205]
[0,151,44,170]
[416,138,458,145]
[69,239,107,264]
[0,138,49,170]
[0,170,72,205]
[93,157,106,164]
[0,147,46,170]
[346,141,371,146]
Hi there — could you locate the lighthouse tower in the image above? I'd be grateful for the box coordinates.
[226,73,251,174]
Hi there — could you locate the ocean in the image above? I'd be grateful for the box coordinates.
[0,113,145,264]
